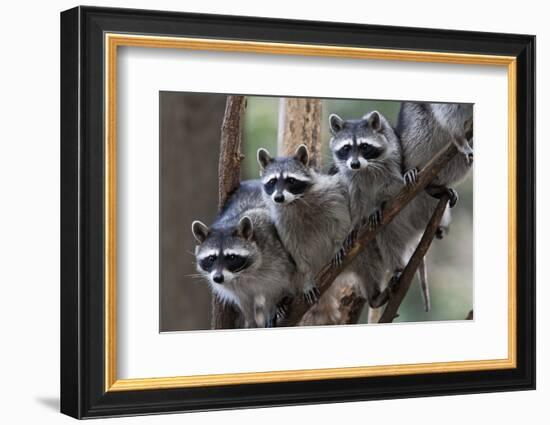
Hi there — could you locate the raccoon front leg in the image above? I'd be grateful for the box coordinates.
[436,205,452,239]
[367,271,401,309]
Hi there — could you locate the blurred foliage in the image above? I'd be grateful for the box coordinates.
[243,96,473,324]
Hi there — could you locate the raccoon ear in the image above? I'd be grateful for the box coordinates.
[237,216,254,240]
[365,111,382,132]
[257,148,273,169]
[329,113,345,134]
[191,220,209,244]
[294,144,309,166]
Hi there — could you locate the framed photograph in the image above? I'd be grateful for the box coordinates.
[60,6,535,419]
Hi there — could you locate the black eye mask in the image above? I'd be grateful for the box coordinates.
[284,177,311,195]
[359,143,383,160]
[224,254,250,273]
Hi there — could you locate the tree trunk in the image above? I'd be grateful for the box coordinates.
[211,95,247,329]
[160,92,226,332]
[277,98,322,168]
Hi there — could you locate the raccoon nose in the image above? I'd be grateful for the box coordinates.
[350,160,360,170]
[212,273,224,284]
[273,194,285,203]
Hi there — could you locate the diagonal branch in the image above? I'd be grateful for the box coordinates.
[379,194,450,323]
[281,142,459,327]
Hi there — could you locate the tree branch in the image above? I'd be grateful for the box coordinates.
[281,142,460,327]
[211,95,247,329]
[379,194,450,323]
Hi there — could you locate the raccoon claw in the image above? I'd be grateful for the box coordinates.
[344,227,359,251]
[368,209,382,229]
[332,249,345,267]
[303,286,320,305]
[275,296,292,320]
[388,270,402,292]
[436,226,446,239]
[447,188,458,208]
[275,306,287,321]
[403,168,419,185]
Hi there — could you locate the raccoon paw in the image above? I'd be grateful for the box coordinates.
[389,270,402,292]
[332,249,345,267]
[447,188,459,208]
[303,286,320,305]
[275,306,287,322]
[403,168,419,185]
[435,226,447,239]
[426,185,458,208]
[275,296,292,321]
[368,209,383,229]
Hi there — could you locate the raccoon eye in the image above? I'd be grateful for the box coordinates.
[268,178,277,186]
[286,177,296,184]
[340,145,351,153]
[227,254,236,260]
[199,254,217,271]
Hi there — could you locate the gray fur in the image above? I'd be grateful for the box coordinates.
[397,102,473,188]
[329,111,421,307]
[258,145,353,303]
[396,102,473,249]
[192,180,297,328]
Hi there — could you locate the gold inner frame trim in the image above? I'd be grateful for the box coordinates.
[104,33,518,392]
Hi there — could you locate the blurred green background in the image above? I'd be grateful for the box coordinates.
[242,96,473,324]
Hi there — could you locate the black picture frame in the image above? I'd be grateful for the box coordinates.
[61,5,535,419]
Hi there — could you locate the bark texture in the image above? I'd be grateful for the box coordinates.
[211,95,247,329]
[277,98,323,168]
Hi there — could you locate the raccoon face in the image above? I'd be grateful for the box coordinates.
[329,111,387,172]
[257,145,313,205]
[192,217,257,286]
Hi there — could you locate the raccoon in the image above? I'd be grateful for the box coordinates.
[396,102,474,207]
[328,111,426,312]
[257,145,354,306]
[192,180,297,328]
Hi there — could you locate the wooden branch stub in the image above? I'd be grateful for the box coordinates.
[277,98,322,167]
[298,282,366,326]
[218,95,246,209]
[212,95,247,330]
[379,194,450,323]
[281,142,459,327]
